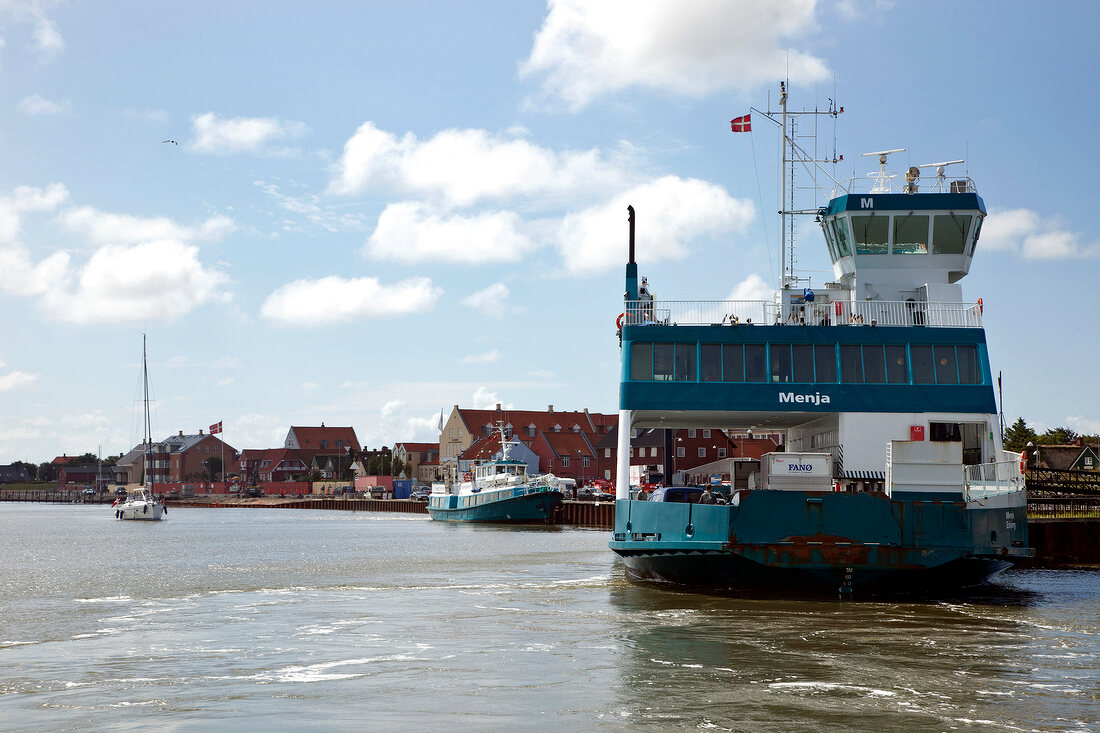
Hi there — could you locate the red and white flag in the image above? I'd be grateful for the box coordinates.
[730,113,751,132]
[210,421,222,434]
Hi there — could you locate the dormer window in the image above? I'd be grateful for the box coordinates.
[527,424,536,437]
[553,424,561,432]
[572,424,581,433]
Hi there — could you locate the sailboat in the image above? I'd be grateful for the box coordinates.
[115,335,166,521]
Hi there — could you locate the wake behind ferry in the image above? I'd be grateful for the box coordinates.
[609,85,1031,596]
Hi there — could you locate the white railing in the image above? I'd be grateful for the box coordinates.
[964,455,1025,501]
[622,300,982,328]
[833,175,978,197]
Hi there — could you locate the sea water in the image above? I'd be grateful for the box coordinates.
[0,504,1097,731]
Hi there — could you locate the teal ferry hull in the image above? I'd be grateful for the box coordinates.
[428,490,563,524]
[609,490,1028,596]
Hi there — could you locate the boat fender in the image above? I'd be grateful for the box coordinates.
[143,504,148,514]
[615,312,624,330]
[163,505,167,515]
[116,510,121,519]
[1019,451,1027,474]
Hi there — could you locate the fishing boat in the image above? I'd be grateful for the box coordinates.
[608,84,1031,596]
[115,335,166,522]
[427,423,563,523]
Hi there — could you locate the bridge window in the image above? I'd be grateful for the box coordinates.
[885,345,908,383]
[893,214,929,254]
[674,343,696,381]
[701,344,721,381]
[770,344,792,383]
[969,215,984,256]
[745,344,766,382]
[792,344,814,382]
[957,345,981,384]
[863,345,886,383]
[934,345,958,384]
[630,343,651,380]
[932,214,971,254]
[814,345,837,383]
[840,345,863,383]
[910,345,935,383]
[831,218,853,257]
[653,343,674,380]
[851,214,888,254]
[722,344,744,382]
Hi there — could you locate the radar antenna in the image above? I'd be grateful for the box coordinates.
[861,148,905,193]
[918,159,966,192]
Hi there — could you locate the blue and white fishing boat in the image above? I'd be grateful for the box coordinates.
[428,424,564,523]
[609,84,1031,596]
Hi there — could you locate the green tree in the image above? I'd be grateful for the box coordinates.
[391,457,406,478]
[1037,427,1078,446]
[36,462,57,482]
[1003,417,1037,453]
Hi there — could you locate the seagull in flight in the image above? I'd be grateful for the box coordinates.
[162,139,178,146]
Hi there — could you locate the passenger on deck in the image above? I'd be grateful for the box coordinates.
[699,486,716,504]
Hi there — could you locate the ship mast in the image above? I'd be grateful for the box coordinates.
[752,82,846,292]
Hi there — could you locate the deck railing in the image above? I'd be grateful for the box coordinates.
[622,300,982,328]
[964,455,1026,502]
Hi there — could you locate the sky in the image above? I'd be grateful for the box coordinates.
[1,0,1098,463]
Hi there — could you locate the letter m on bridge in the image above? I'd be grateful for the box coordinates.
[860,198,874,209]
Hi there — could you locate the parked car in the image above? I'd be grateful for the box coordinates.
[81,487,97,496]
[409,488,431,501]
[367,487,387,499]
[647,486,705,503]
[578,487,614,501]
[592,478,613,492]
[333,486,356,496]
[114,486,128,497]
[246,486,263,498]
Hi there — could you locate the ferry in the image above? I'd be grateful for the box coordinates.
[608,85,1031,596]
[427,424,564,523]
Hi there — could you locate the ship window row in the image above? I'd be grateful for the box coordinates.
[629,342,982,385]
[821,212,983,261]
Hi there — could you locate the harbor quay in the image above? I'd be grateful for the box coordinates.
[3,488,1095,566]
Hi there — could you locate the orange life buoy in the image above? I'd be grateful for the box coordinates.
[615,312,625,330]
[977,297,983,314]
[1019,450,1027,474]
[463,472,473,482]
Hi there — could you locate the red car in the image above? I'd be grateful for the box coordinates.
[592,479,613,491]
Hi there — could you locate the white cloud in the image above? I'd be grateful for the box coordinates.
[520,0,827,110]
[0,184,232,323]
[981,207,1099,259]
[0,370,37,392]
[254,180,367,233]
[380,399,403,418]
[328,122,624,206]
[460,349,501,365]
[190,112,307,155]
[17,94,70,116]
[50,240,232,324]
[60,207,234,246]
[364,202,535,264]
[461,282,509,316]
[556,176,754,274]
[728,273,774,301]
[471,387,510,409]
[526,369,554,380]
[123,107,171,123]
[1066,416,1100,436]
[260,275,442,326]
[31,13,63,60]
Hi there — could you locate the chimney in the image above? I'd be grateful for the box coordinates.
[496,403,501,411]
[179,430,184,437]
[199,429,204,435]
[548,405,554,413]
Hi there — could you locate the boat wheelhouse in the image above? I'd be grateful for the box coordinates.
[608,91,1029,596]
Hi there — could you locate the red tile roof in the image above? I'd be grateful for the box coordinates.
[287,426,361,452]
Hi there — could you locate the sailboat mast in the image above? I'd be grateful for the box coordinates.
[143,334,153,494]
[779,80,788,290]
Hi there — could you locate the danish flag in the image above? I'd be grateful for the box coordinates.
[730,114,751,132]
[210,421,222,434]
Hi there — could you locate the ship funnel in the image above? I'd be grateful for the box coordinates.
[627,205,635,264]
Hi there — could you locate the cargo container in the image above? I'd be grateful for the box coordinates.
[393,479,413,500]
[759,452,833,492]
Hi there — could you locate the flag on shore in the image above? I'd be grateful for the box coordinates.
[437,409,444,432]
[730,113,751,132]
[210,420,222,434]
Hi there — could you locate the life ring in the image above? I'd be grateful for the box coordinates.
[977,297,983,314]
[615,312,625,330]
[463,472,473,482]
[1019,450,1027,473]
